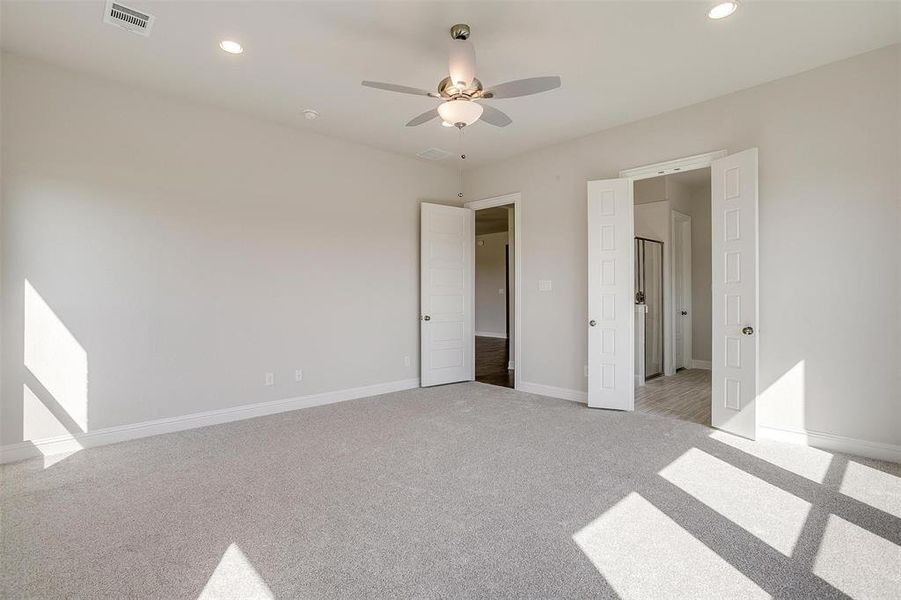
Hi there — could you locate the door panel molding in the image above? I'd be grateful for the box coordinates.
[420,203,474,387]
[587,178,635,410]
[711,148,759,439]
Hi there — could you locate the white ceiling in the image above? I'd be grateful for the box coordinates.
[2,1,898,169]
[476,206,509,235]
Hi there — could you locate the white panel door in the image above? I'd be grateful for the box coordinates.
[587,179,634,410]
[711,149,759,439]
[420,203,474,387]
[673,213,692,370]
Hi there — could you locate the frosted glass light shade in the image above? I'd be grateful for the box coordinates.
[437,100,483,127]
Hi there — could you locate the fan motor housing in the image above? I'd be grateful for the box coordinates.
[438,77,483,99]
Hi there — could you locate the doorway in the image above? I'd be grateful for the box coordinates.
[632,168,712,425]
[465,192,522,391]
[474,206,514,388]
[587,149,759,440]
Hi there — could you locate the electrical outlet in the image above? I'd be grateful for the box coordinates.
[295,369,303,382]
[498,288,505,295]
[404,356,411,367]
[264,372,274,386]
[538,279,553,292]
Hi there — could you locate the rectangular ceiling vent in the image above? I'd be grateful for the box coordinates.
[103,1,155,36]
[416,148,452,161]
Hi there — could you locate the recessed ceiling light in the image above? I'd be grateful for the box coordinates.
[302,109,319,120]
[707,1,738,19]
[219,40,244,54]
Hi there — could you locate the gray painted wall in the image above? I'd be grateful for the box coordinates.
[465,46,900,447]
[0,54,457,445]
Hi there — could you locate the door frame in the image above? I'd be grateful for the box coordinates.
[465,192,522,391]
[671,210,692,371]
[619,150,725,377]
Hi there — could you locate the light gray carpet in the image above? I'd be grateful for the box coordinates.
[2,382,900,599]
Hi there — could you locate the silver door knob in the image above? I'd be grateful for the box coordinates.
[589,320,597,327]
[423,315,431,321]
[742,326,754,335]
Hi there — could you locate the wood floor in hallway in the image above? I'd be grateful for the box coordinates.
[635,368,711,426]
[475,335,514,389]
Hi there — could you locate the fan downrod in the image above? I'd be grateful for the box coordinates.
[450,24,470,40]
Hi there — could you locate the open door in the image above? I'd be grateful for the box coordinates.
[420,203,474,387]
[711,148,759,439]
[587,179,634,410]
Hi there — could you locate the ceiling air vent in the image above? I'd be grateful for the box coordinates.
[103,1,155,36]
[416,148,452,161]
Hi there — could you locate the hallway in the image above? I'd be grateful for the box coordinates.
[636,369,711,426]
[475,336,514,389]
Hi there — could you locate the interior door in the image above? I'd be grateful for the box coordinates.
[673,213,691,370]
[711,149,758,439]
[420,203,474,387]
[587,178,634,410]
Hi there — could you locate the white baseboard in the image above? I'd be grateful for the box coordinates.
[507,361,515,370]
[0,378,420,465]
[759,424,901,464]
[518,381,587,404]
[475,331,507,339]
[691,359,712,370]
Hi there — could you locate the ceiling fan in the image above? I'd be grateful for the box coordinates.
[362,24,561,129]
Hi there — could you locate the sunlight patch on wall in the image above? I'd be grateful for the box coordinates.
[839,461,901,519]
[573,492,768,600]
[757,360,805,431]
[198,543,274,600]
[708,430,832,483]
[23,383,84,467]
[813,515,901,598]
[24,280,88,432]
[659,448,810,556]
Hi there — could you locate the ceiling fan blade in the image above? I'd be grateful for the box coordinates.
[479,103,512,127]
[362,81,436,97]
[406,108,439,127]
[483,76,561,99]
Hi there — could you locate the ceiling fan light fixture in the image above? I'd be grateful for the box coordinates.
[438,99,483,128]
[219,40,244,54]
[707,1,738,19]
[441,121,454,128]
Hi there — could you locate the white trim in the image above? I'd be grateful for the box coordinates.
[758,424,901,464]
[518,381,587,404]
[507,361,515,370]
[466,192,522,392]
[691,359,712,370]
[619,150,727,181]
[0,378,420,465]
[475,331,507,339]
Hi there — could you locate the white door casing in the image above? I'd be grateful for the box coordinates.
[587,179,635,410]
[420,203,474,387]
[711,148,759,439]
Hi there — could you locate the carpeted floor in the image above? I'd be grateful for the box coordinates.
[2,382,900,599]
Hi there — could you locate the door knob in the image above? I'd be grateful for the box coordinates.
[422,315,431,321]
[589,320,597,327]
[681,310,688,316]
[742,326,754,335]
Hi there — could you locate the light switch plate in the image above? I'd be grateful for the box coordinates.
[538,279,553,292]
